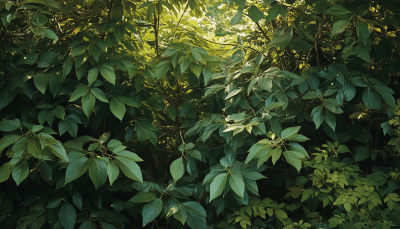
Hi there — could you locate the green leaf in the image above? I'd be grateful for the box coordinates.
[337,145,350,153]
[225,89,242,100]
[355,146,369,162]
[230,9,243,25]
[116,157,143,182]
[173,208,188,225]
[69,85,88,102]
[283,151,305,172]
[271,148,282,165]
[170,157,185,183]
[107,160,119,185]
[115,150,143,161]
[270,26,293,50]
[0,119,21,132]
[210,173,227,201]
[324,111,336,131]
[90,87,109,103]
[71,45,87,57]
[356,22,370,45]
[12,162,29,185]
[303,91,319,99]
[100,66,116,84]
[229,173,245,198]
[274,209,288,219]
[362,87,381,110]
[110,97,126,121]
[156,60,171,79]
[48,141,70,162]
[312,106,324,129]
[142,198,163,226]
[182,201,206,217]
[114,25,125,43]
[41,28,59,40]
[375,85,396,108]
[63,58,73,77]
[344,202,352,212]
[248,5,264,23]
[186,211,206,229]
[200,123,221,142]
[65,156,88,184]
[59,201,77,229]
[330,19,350,38]
[82,92,96,118]
[289,142,309,158]
[47,197,62,208]
[0,162,13,183]
[180,58,192,73]
[281,126,300,139]
[265,4,280,22]
[130,192,156,203]
[88,44,101,62]
[287,134,310,142]
[88,158,107,189]
[0,134,18,155]
[87,67,99,85]
[72,190,82,210]
[100,222,117,229]
[325,5,351,16]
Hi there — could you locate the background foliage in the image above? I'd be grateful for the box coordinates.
[1,0,400,228]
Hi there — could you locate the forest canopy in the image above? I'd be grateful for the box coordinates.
[1,0,400,228]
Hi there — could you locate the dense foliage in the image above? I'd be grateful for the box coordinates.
[1,0,400,228]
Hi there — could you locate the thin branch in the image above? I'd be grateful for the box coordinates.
[154,13,159,57]
[170,1,190,43]
[193,33,268,58]
[244,13,285,70]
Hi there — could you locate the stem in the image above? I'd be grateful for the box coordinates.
[154,13,159,57]
[170,1,190,44]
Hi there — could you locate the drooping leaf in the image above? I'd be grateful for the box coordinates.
[142,198,163,226]
[170,157,185,183]
[210,173,227,201]
[229,173,245,198]
[59,201,77,229]
[88,158,107,189]
[116,157,143,182]
[248,5,264,22]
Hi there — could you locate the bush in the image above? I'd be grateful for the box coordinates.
[0,0,400,228]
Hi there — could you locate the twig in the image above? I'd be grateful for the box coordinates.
[247,14,285,70]
[170,1,190,43]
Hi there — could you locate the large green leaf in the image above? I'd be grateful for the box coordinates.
[88,158,107,189]
[65,155,88,184]
[0,119,21,132]
[100,66,116,84]
[12,162,29,186]
[107,160,119,185]
[130,192,156,203]
[210,173,227,201]
[330,19,350,38]
[142,198,163,226]
[283,151,305,172]
[229,173,245,198]
[82,92,96,118]
[270,26,293,49]
[170,157,185,183]
[116,157,143,182]
[281,126,300,139]
[356,22,370,45]
[110,97,126,121]
[156,60,171,79]
[59,201,77,229]
[248,5,264,23]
